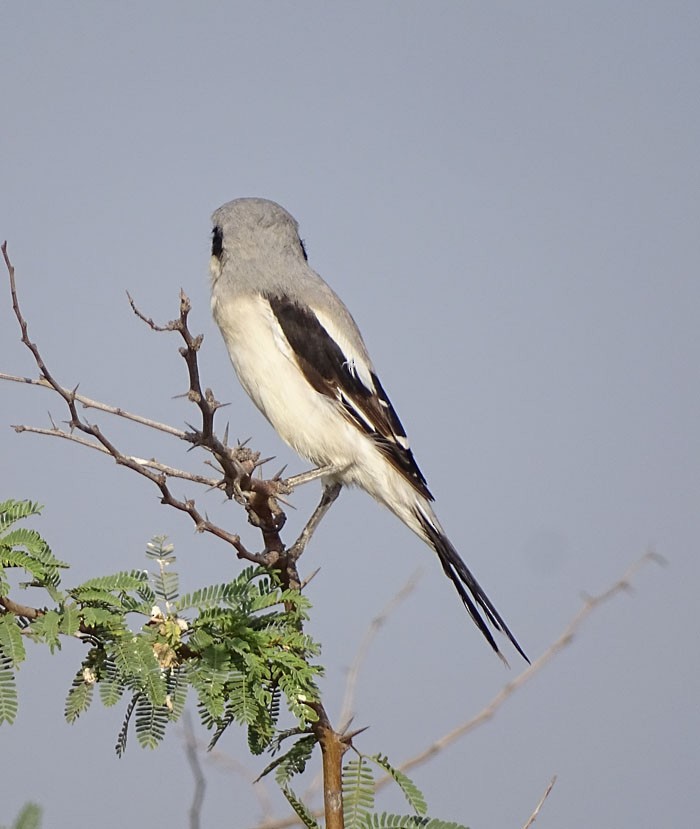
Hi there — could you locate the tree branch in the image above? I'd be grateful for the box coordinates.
[10,423,220,486]
[183,710,207,829]
[0,595,44,620]
[521,776,557,829]
[252,551,663,829]
[337,570,420,733]
[375,552,664,788]
[0,371,188,438]
[3,242,348,828]
[306,702,349,829]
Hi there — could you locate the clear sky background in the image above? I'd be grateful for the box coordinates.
[1,3,698,828]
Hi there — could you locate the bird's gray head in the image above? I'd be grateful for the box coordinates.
[210,198,308,285]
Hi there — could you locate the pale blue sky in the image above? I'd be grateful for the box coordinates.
[1,3,698,828]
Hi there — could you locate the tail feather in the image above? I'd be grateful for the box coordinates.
[415,510,529,664]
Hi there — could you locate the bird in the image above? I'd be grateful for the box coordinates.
[209,197,527,663]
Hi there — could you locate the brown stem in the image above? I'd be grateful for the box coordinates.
[308,703,347,829]
[0,596,44,619]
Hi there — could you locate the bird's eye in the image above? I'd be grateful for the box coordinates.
[299,238,308,261]
[211,226,223,259]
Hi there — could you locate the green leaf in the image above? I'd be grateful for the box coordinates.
[0,499,43,527]
[0,616,26,667]
[64,668,95,723]
[29,610,61,652]
[98,658,124,708]
[113,635,167,707]
[189,658,227,723]
[370,755,428,816]
[147,537,179,603]
[58,603,81,637]
[0,647,18,724]
[280,786,321,829]
[134,695,168,750]
[164,666,188,721]
[247,720,273,756]
[176,583,230,612]
[80,605,124,629]
[115,694,139,757]
[144,536,175,560]
[256,734,316,785]
[9,802,42,829]
[364,816,470,829]
[152,569,179,603]
[343,756,375,829]
[227,671,258,725]
[0,525,67,585]
[70,570,154,608]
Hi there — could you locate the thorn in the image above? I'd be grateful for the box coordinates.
[300,567,321,589]
[341,725,370,744]
[275,496,296,510]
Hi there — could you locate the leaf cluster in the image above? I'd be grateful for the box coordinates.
[341,753,471,829]
[278,751,470,829]
[0,506,321,759]
[1,503,469,828]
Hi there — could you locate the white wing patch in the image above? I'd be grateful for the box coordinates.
[313,308,375,393]
[313,306,411,451]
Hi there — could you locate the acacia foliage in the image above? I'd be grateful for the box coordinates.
[1,500,470,828]
[0,500,320,755]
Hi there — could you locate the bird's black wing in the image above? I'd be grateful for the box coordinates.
[267,294,433,501]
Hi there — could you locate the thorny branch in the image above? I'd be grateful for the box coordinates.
[2,242,351,829]
[1,242,332,573]
[252,551,663,829]
[0,371,187,437]
[1,246,664,829]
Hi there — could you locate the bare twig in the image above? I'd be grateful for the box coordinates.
[301,571,420,804]
[183,711,207,829]
[181,734,277,819]
[253,552,662,829]
[1,244,271,563]
[10,424,220,486]
[522,776,557,829]
[3,246,341,574]
[128,289,220,445]
[0,371,188,438]
[374,552,664,788]
[338,570,420,731]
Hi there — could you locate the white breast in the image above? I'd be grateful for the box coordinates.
[211,292,365,471]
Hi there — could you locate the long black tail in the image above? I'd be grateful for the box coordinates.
[416,511,529,664]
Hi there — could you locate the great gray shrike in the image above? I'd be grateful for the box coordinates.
[209,197,526,662]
